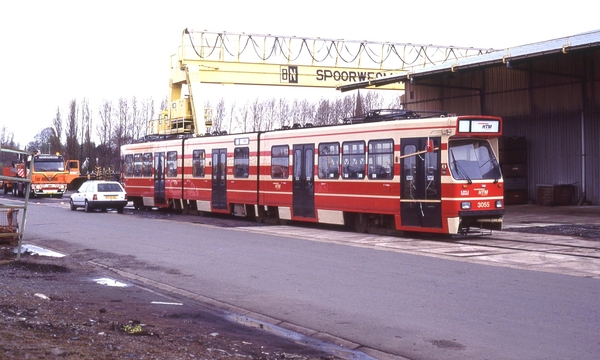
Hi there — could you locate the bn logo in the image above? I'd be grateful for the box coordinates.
[281,66,298,84]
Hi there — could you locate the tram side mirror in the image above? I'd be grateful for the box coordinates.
[426,139,434,152]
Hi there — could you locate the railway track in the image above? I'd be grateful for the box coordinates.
[234,222,600,279]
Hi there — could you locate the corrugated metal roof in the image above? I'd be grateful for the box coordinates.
[338,30,600,92]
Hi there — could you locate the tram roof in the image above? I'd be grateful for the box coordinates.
[337,29,600,92]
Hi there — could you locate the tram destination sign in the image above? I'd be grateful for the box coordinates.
[457,118,500,134]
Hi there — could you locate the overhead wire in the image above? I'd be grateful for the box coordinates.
[184,30,495,70]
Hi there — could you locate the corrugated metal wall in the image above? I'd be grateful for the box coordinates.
[405,49,600,204]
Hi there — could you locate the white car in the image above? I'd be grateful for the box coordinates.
[70,180,128,213]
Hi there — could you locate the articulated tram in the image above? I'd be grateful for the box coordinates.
[121,111,505,235]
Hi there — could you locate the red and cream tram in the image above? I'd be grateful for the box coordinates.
[121,111,504,235]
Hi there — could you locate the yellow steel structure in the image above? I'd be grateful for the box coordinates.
[150,29,492,137]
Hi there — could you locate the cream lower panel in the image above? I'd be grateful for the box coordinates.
[317,209,345,225]
[196,200,212,212]
[278,206,292,220]
[447,217,460,234]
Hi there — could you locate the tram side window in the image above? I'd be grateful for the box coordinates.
[271,145,289,179]
[368,139,394,180]
[318,142,340,179]
[143,153,152,177]
[234,147,249,178]
[124,154,134,177]
[342,141,365,179]
[133,153,143,177]
[192,149,206,177]
[166,151,178,177]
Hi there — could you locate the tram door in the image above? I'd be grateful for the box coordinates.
[400,138,442,228]
[153,152,166,206]
[292,144,315,218]
[212,149,227,210]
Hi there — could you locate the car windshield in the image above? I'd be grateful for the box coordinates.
[97,183,123,192]
[448,139,501,181]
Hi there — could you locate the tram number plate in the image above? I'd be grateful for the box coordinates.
[477,201,491,208]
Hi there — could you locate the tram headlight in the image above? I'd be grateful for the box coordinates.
[461,202,471,210]
[495,200,503,208]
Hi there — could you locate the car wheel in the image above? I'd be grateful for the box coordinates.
[84,200,92,213]
[70,199,76,211]
[117,207,124,214]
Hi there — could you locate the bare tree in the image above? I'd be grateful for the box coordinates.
[385,93,403,108]
[65,99,79,159]
[227,100,237,134]
[97,100,112,148]
[113,98,130,159]
[315,98,337,126]
[250,98,267,132]
[212,98,226,133]
[129,96,141,142]
[277,98,290,129]
[51,107,63,154]
[80,98,93,167]
[361,91,386,112]
[236,101,250,133]
[32,127,56,155]
[342,94,356,118]
[263,98,278,131]
[139,96,155,140]
[0,126,15,148]
[298,99,315,126]
[96,100,113,169]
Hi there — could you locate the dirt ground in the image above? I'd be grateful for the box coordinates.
[0,245,336,360]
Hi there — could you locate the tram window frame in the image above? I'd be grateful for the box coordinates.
[368,139,394,180]
[318,142,340,179]
[271,145,289,179]
[124,154,134,177]
[166,151,178,177]
[234,147,250,178]
[133,153,143,177]
[342,141,366,180]
[142,153,152,177]
[192,149,206,177]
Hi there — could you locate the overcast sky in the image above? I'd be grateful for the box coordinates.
[1,0,597,146]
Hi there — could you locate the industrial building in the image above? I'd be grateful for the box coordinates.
[341,30,600,205]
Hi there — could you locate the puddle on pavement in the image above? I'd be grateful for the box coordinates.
[14,244,66,257]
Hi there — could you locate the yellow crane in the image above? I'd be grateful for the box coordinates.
[149,29,493,137]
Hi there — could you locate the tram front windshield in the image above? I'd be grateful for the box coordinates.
[449,139,501,181]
